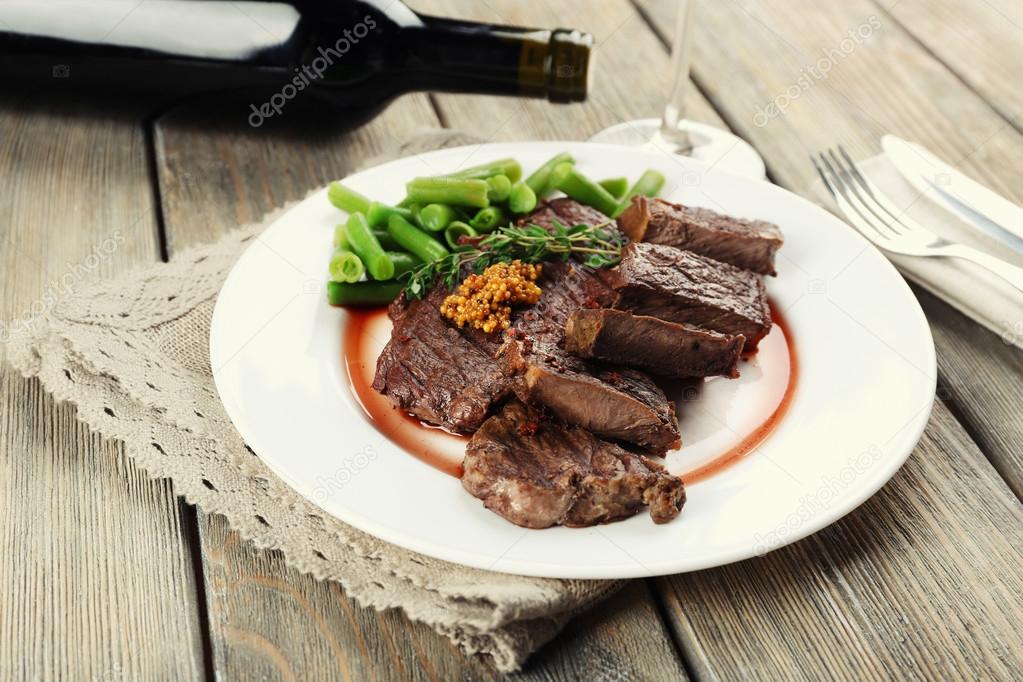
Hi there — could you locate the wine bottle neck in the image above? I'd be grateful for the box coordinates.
[404,16,591,103]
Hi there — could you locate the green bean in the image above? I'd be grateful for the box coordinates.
[334,223,351,249]
[508,181,538,214]
[444,158,522,183]
[329,249,365,283]
[444,221,478,250]
[406,177,490,208]
[486,174,512,202]
[469,206,507,233]
[544,161,575,197]
[555,166,619,217]
[387,214,450,263]
[344,212,394,281]
[326,281,404,307]
[327,182,371,214]
[396,196,414,208]
[614,169,666,217]
[598,176,628,199]
[525,152,574,195]
[386,251,422,278]
[366,201,414,228]
[419,203,460,232]
[371,227,401,251]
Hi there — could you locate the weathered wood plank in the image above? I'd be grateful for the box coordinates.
[153,87,687,677]
[0,99,206,679]
[874,0,1023,131]
[920,287,1023,499]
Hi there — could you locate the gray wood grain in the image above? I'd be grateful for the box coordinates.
[152,86,689,678]
[0,100,206,679]
[874,0,1023,131]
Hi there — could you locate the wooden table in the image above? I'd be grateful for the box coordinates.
[3,1,1022,679]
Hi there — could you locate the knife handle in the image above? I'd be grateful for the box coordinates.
[940,244,1023,294]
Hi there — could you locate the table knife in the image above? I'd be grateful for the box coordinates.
[882,134,1023,248]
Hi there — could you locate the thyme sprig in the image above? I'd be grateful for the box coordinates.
[403,220,625,299]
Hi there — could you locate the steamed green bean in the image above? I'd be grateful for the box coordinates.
[419,203,460,232]
[614,169,666,217]
[555,166,619,217]
[445,157,522,183]
[327,281,404,307]
[329,249,365,283]
[344,212,394,281]
[386,251,422,278]
[508,181,537,214]
[444,221,477,250]
[327,182,371,214]
[366,201,414,228]
[406,177,490,208]
[387,214,450,263]
[598,177,628,199]
[469,206,507,232]
[486,174,512,202]
[525,152,574,195]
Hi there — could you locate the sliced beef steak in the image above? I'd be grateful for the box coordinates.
[611,242,772,350]
[373,285,511,434]
[565,308,745,379]
[462,400,685,528]
[499,260,682,455]
[618,196,784,276]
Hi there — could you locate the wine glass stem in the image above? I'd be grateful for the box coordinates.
[660,0,695,151]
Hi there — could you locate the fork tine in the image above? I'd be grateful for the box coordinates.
[825,149,900,238]
[837,145,927,237]
[813,151,892,243]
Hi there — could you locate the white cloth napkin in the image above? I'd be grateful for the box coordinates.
[820,154,1023,349]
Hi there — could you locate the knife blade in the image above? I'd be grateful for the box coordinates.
[882,134,1023,247]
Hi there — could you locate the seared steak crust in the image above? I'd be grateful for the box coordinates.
[462,400,686,528]
[566,308,745,379]
[499,260,682,455]
[611,242,772,350]
[372,285,511,434]
[618,196,783,276]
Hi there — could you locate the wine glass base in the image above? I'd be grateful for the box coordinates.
[588,119,766,180]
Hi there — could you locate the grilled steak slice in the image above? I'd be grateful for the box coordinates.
[618,196,784,276]
[611,242,772,350]
[373,285,511,434]
[566,308,745,379]
[462,400,685,528]
[500,261,682,455]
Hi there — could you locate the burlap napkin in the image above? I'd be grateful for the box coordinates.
[821,154,1023,350]
[1,130,621,672]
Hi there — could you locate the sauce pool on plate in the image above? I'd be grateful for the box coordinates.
[343,301,797,484]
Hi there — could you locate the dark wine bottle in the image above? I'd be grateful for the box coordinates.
[0,0,592,127]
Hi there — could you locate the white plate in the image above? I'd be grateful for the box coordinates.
[210,142,936,579]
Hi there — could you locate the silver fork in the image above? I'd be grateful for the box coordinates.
[813,146,1023,293]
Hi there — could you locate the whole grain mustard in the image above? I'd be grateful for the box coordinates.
[440,260,542,333]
